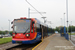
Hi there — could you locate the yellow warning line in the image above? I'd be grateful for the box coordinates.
[32,34,55,50]
[32,40,43,50]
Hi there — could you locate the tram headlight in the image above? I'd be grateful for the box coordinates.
[26,34,30,37]
[13,34,15,36]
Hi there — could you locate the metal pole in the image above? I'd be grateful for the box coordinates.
[64,13,65,26]
[1,27,3,31]
[71,21,72,33]
[66,0,68,33]
[28,8,30,18]
[69,24,71,40]
[42,27,43,40]
[26,0,44,17]
[1,27,3,34]
[48,21,51,28]
[8,20,10,34]
[44,18,45,23]
[50,21,51,28]
[70,21,72,40]
[41,17,46,23]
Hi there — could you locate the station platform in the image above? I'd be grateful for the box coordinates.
[33,33,75,50]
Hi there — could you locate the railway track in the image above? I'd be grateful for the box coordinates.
[0,42,19,50]
[6,41,41,50]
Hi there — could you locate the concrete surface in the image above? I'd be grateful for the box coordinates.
[69,35,75,46]
[34,34,75,50]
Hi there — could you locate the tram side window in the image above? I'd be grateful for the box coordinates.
[36,23,40,32]
[37,28,40,32]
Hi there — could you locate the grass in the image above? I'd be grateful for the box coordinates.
[0,37,12,44]
[68,33,75,35]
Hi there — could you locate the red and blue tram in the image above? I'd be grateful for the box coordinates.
[11,17,48,44]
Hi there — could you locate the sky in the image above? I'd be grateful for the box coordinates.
[0,0,75,31]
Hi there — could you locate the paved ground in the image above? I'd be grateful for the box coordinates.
[34,33,75,50]
[71,35,75,42]
[69,35,75,46]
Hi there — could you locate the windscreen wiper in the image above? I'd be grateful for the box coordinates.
[23,28,29,34]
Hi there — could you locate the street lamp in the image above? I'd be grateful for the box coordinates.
[64,13,65,26]
[8,19,10,34]
[48,21,52,28]
[1,27,3,35]
[66,0,68,33]
[28,8,30,18]
[1,27,3,31]
[41,17,46,23]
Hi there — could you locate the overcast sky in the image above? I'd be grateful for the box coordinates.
[0,0,75,31]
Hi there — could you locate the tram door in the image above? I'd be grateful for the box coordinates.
[40,25,43,40]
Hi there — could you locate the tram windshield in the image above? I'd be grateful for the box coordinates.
[13,19,31,33]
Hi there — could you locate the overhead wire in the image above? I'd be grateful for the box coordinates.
[25,0,44,17]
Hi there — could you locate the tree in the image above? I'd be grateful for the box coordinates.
[10,31,13,35]
[0,31,2,34]
[48,28,54,33]
[54,27,60,32]
[0,31,5,35]
[5,30,8,34]
[69,25,75,32]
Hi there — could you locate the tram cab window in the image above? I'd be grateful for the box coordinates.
[31,25,33,33]
[34,24,36,32]
[31,26,33,33]
[31,29,33,33]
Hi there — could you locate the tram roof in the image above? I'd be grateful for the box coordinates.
[34,18,48,27]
